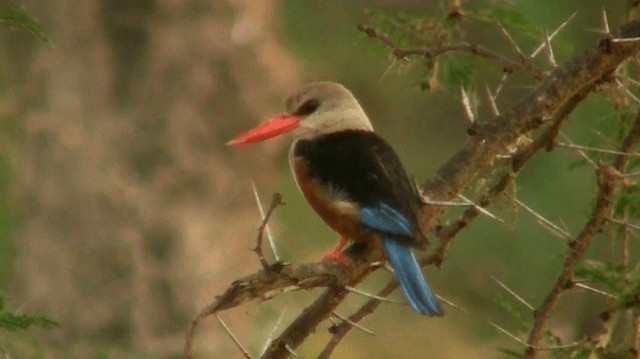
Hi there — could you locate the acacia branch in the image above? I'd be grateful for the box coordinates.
[524,106,640,358]
[183,20,640,359]
[356,24,530,74]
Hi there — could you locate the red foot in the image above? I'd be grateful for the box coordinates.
[322,236,349,266]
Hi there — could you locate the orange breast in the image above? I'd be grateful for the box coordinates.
[292,157,371,242]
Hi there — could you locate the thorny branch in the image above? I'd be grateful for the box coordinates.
[524,107,640,358]
[183,20,640,359]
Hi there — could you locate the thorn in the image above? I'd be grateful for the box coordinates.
[259,307,288,358]
[487,320,531,347]
[559,132,598,168]
[458,194,505,223]
[484,83,500,116]
[493,73,509,99]
[624,86,640,105]
[543,29,557,67]
[331,312,375,335]
[284,344,299,357]
[608,217,640,231]
[344,285,404,304]
[497,21,526,60]
[574,282,617,299]
[435,295,469,314]
[515,199,572,241]
[601,7,610,34]
[556,142,640,157]
[252,182,281,262]
[611,37,640,43]
[491,276,535,310]
[460,86,475,125]
[530,11,577,59]
[216,315,254,359]
[377,57,397,84]
[422,194,504,223]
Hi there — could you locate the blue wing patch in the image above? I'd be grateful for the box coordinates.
[359,203,412,236]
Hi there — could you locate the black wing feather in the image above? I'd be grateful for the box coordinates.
[294,130,425,247]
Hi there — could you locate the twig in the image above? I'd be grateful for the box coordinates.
[252,183,281,262]
[357,24,527,74]
[317,280,400,359]
[254,193,284,269]
[216,315,253,359]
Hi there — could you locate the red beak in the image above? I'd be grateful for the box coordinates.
[226,114,302,146]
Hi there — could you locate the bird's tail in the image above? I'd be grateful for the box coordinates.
[382,237,443,316]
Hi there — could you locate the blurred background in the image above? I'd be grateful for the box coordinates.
[0,0,635,358]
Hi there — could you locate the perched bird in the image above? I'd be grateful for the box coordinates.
[228,82,442,316]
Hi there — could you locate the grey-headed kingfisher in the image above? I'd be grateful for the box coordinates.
[228,82,442,316]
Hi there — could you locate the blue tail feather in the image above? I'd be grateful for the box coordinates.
[382,237,443,316]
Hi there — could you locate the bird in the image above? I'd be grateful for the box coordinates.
[227,82,443,316]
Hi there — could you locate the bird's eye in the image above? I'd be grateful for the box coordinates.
[294,99,320,116]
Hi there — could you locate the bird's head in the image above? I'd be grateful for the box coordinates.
[227,82,373,146]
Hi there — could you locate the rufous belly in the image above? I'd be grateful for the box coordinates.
[291,157,375,242]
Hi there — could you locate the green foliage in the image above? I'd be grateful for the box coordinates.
[441,52,477,90]
[0,292,58,332]
[575,260,626,294]
[497,347,522,357]
[0,4,50,46]
[491,293,528,331]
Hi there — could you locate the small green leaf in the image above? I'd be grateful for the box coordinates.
[0,5,51,46]
[0,292,58,332]
[488,8,538,34]
[441,53,477,90]
[492,293,528,329]
[575,260,626,294]
[497,347,522,357]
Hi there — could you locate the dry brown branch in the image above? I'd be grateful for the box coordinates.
[183,20,640,359]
